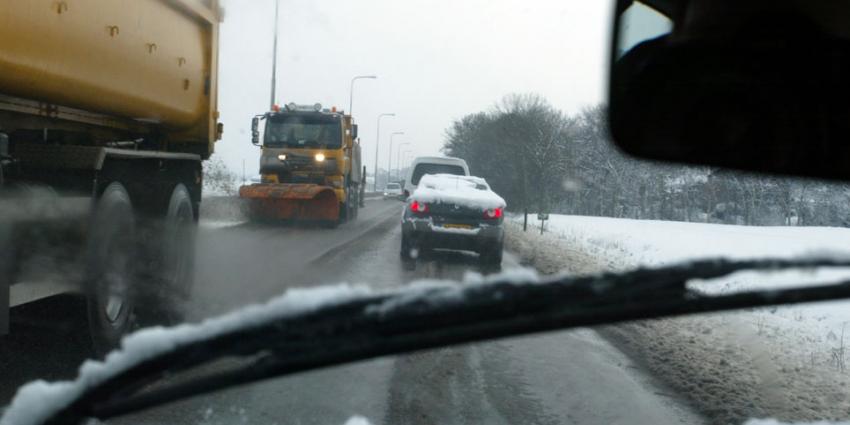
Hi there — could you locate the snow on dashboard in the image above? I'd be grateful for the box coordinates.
[0,268,541,425]
[0,284,374,425]
[411,174,506,211]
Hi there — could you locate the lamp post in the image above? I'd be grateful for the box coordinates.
[388,132,404,184]
[401,150,413,181]
[373,113,395,191]
[348,75,377,116]
[269,0,280,109]
[395,142,411,181]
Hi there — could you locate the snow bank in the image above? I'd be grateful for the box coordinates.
[412,174,506,211]
[508,214,850,424]
[746,421,850,425]
[343,415,375,425]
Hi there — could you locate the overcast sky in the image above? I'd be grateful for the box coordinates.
[216,0,613,178]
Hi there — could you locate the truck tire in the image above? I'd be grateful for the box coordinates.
[86,182,137,355]
[0,220,12,335]
[138,184,195,327]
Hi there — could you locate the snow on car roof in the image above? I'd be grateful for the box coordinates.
[411,174,506,211]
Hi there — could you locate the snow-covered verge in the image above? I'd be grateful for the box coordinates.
[412,174,506,211]
[506,214,850,425]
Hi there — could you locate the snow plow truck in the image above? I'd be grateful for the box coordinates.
[239,103,364,225]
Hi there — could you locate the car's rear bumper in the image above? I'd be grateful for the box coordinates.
[402,218,503,252]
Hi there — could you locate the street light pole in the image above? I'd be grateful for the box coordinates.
[348,75,376,116]
[395,142,411,181]
[388,132,404,184]
[374,113,395,191]
[401,150,413,181]
[269,0,280,110]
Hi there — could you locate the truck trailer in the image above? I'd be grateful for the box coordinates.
[0,0,223,353]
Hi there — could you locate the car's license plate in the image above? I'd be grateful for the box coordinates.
[443,223,473,229]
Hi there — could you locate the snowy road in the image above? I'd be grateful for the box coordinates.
[1,199,704,425]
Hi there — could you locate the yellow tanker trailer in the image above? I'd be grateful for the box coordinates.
[0,0,222,353]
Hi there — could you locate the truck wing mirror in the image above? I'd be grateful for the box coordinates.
[251,117,260,146]
[608,0,850,181]
[351,124,358,140]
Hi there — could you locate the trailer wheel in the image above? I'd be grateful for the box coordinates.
[86,182,137,355]
[139,184,195,327]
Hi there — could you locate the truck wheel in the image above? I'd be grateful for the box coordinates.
[139,184,195,327]
[86,182,137,355]
[0,220,12,335]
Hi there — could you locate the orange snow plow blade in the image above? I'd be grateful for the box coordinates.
[239,184,339,222]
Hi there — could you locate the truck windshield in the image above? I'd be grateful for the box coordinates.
[264,114,342,148]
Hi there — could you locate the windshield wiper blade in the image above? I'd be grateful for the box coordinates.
[40,257,850,425]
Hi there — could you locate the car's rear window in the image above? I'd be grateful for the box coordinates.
[386,183,400,189]
[411,164,465,185]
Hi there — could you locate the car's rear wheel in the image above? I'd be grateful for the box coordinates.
[480,244,503,265]
[401,232,414,260]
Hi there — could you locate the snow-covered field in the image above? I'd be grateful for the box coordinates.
[508,214,850,425]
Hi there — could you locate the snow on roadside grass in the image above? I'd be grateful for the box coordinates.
[507,214,850,424]
[511,214,850,334]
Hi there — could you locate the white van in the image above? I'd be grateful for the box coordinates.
[403,156,470,198]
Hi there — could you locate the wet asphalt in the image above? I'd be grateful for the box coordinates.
[1,199,705,425]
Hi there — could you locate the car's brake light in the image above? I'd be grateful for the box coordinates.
[410,200,429,214]
[484,208,503,219]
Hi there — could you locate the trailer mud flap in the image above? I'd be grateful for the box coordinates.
[239,183,340,222]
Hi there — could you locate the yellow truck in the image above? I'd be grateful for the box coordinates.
[239,103,364,225]
[0,0,222,352]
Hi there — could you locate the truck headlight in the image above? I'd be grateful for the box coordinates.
[314,153,326,162]
[277,154,287,161]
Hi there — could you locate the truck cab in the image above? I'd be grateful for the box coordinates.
[241,103,363,223]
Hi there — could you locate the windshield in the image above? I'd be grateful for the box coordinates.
[264,114,342,148]
[5,2,850,425]
[411,164,466,185]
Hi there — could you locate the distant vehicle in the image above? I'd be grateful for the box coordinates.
[401,174,506,265]
[402,156,470,199]
[384,182,403,200]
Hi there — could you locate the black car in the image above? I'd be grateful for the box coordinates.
[401,174,505,264]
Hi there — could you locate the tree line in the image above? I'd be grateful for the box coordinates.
[442,94,850,227]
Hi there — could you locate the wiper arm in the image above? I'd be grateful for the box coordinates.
[35,257,850,425]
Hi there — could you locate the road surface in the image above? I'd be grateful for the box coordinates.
[0,199,705,425]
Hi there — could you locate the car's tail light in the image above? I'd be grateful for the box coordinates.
[484,208,503,219]
[410,200,429,214]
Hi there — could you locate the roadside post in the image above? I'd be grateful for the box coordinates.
[537,213,549,235]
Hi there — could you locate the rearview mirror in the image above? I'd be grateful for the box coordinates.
[351,124,358,140]
[251,116,260,146]
[608,0,850,181]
